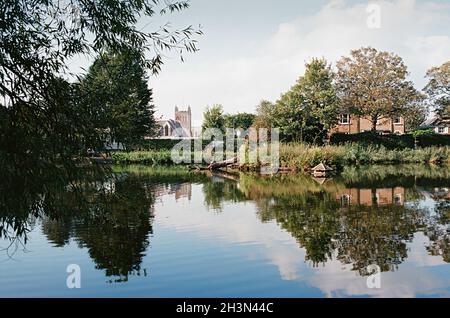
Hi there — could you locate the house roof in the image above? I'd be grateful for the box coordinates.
[157,119,190,137]
[421,116,439,127]
[421,116,450,128]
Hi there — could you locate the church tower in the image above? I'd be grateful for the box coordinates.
[175,106,192,137]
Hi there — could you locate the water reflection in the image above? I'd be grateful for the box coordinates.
[0,164,449,294]
[237,169,449,275]
[0,166,206,282]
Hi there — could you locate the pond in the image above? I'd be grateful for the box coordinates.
[0,165,449,297]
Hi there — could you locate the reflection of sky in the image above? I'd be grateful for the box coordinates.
[154,184,450,298]
[0,182,449,297]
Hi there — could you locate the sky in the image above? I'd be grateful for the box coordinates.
[70,0,450,126]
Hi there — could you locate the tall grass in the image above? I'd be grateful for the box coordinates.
[110,144,450,169]
[111,150,173,165]
[280,143,450,170]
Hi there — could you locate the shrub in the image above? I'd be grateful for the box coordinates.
[330,132,450,149]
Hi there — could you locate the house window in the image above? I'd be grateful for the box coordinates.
[394,117,402,125]
[438,127,445,134]
[394,194,402,205]
[164,125,170,136]
[341,194,351,207]
[340,114,350,124]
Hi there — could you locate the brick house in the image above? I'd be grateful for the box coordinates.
[421,116,450,135]
[329,114,405,135]
[336,187,405,207]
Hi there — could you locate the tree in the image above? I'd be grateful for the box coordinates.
[272,92,307,142]
[81,50,156,149]
[404,100,428,132]
[272,58,338,142]
[253,100,275,130]
[424,61,450,118]
[336,47,421,131]
[0,0,200,172]
[202,104,225,132]
[224,113,256,130]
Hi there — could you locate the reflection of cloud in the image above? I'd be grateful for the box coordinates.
[156,185,308,282]
[310,259,450,298]
[154,184,450,297]
[406,232,446,268]
[267,246,305,281]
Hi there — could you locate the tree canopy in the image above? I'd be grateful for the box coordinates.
[0,0,200,174]
[224,112,256,130]
[253,100,275,130]
[202,104,225,132]
[336,47,421,131]
[81,50,157,149]
[272,58,338,142]
[424,61,450,118]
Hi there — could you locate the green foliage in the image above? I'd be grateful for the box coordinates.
[81,50,157,149]
[424,61,450,118]
[336,47,423,130]
[140,139,212,151]
[279,143,450,170]
[112,151,173,165]
[224,112,256,130]
[0,0,200,172]
[404,101,429,131]
[202,104,225,132]
[253,100,275,129]
[330,132,450,149]
[410,129,436,138]
[272,58,338,143]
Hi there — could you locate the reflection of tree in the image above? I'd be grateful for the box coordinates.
[41,174,155,282]
[255,191,427,274]
[335,205,426,275]
[241,169,444,275]
[256,193,340,266]
[1,166,160,282]
[202,178,247,211]
[1,166,209,281]
[425,200,450,262]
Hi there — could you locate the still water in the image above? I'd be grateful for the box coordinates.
[0,165,449,297]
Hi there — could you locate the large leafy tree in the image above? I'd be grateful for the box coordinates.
[0,0,200,171]
[424,61,450,118]
[81,51,156,149]
[224,112,256,130]
[202,104,225,132]
[336,47,421,131]
[273,58,338,142]
[404,100,428,132]
[253,100,275,130]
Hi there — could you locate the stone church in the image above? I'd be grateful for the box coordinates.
[156,106,193,139]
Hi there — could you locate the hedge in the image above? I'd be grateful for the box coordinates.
[137,138,247,152]
[330,132,450,149]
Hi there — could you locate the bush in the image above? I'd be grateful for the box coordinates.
[330,132,450,149]
[111,151,173,165]
[139,138,246,152]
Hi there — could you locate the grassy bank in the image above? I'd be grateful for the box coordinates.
[111,150,173,165]
[110,144,450,169]
[280,144,450,169]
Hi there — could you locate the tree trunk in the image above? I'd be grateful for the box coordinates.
[208,157,238,170]
[371,116,378,132]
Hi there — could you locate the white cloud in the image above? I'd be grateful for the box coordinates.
[152,0,450,122]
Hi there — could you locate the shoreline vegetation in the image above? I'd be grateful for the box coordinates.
[109,143,450,172]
